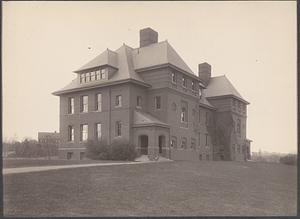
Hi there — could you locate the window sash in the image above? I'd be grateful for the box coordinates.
[96,123,102,140]
[96,94,102,111]
[68,126,74,141]
[69,98,74,114]
[80,124,88,141]
[155,96,161,109]
[81,96,88,112]
[116,122,121,136]
[116,95,122,107]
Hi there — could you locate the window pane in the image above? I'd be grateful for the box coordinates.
[81,96,88,112]
[155,96,161,109]
[86,73,90,82]
[96,94,102,111]
[81,124,88,141]
[96,70,100,80]
[116,95,122,107]
[91,72,95,81]
[96,123,102,140]
[69,97,74,114]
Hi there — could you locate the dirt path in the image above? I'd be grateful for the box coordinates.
[3,159,172,175]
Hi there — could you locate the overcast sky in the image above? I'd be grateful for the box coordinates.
[3,1,297,153]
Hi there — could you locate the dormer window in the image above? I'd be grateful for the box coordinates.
[86,72,91,82]
[91,71,96,81]
[96,70,101,80]
[198,87,202,98]
[80,68,107,84]
[80,74,85,83]
[182,76,187,88]
[100,69,105,79]
[192,81,195,90]
[171,72,176,83]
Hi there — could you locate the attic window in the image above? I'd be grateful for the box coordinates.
[80,68,107,84]
[182,76,187,88]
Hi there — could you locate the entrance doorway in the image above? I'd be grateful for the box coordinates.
[140,135,148,155]
[158,135,165,154]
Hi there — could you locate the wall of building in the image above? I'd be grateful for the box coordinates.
[59,83,132,159]
[208,97,248,161]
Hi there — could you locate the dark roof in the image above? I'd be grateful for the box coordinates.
[74,49,118,72]
[132,41,194,75]
[133,110,169,128]
[205,75,249,104]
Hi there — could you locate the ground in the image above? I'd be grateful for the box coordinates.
[3,160,297,216]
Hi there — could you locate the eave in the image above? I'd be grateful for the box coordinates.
[52,78,151,96]
[206,94,250,105]
[135,63,206,88]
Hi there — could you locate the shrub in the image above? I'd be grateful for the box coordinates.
[85,139,137,161]
[279,154,297,166]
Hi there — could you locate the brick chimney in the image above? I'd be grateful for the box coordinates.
[140,27,158,47]
[198,62,211,86]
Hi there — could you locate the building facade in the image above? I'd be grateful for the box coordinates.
[53,27,251,161]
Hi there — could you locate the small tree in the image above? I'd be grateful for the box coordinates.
[279,154,297,165]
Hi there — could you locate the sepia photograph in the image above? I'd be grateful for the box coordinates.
[2,1,297,217]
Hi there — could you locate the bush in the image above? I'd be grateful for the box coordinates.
[85,139,137,161]
[279,154,297,166]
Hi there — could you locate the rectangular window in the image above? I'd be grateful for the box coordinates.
[191,138,196,150]
[68,97,74,114]
[86,72,91,82]
[96,70,101,80]
[198,108,201,122]
[100,69,105,79]
[95,123,102,140]
[96,93,102,111]
[137,96,142,108]
[182,76,187,87]
[198,132,201,146]
[80,124,88,142]
[115,95,122,107]
[90,71,96,81]
[116,121,121,137]
[171,72,176,83]
[68,125,74,142]
[199,87,202,97]
[155,96,161,109]
[80,73,85,83]
[67,152,73,160]
[205,134,208,146]
[170,136,177,148]
[81,95,88,112]
[181,107,187,122]
[181,137,187,149]
[192,81,195,90]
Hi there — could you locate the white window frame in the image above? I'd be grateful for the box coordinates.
[115,95,122,107]
[80,124,88,142]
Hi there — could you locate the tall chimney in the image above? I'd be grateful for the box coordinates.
[139,27,158,47]
[198,62,211,86]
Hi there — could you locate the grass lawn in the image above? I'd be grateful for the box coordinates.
[3,161,297,216]
[3,158,129,169]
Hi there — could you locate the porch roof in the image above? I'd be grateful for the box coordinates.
[133,110,170,128]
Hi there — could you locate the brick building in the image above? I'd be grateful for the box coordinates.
[53,27,251,161]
